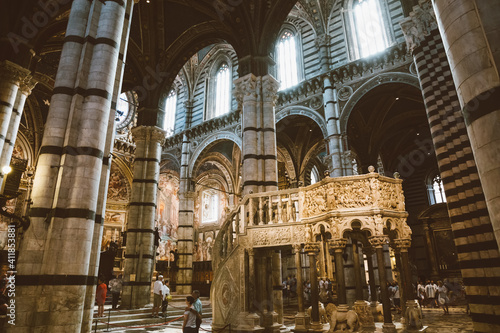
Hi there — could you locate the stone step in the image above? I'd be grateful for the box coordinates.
[92,303,212,331]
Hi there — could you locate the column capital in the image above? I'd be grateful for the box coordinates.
[369,235,389,248]
[261,74,279,106]
[247,248,255,256]
[131,126,166,144]
[19,76,37,96]
[234,73,258,104]
[393,238,412,252]
[184,99,194,109]
[328,238,347,252]
[304,242,320,254]
[0,60,31,87]
[400,0,438,53]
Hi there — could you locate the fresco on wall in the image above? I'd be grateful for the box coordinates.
[156,172,180,261]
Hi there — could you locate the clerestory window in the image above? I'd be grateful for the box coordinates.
[277,30,299,90]
[352,0,390,59]
[214,63,231,118]
[164,89,177,137]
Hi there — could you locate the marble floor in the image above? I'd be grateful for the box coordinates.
[96,304,473,332]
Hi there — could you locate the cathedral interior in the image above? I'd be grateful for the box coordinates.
[1,0,500,332]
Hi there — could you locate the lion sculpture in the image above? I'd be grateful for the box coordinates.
[325,303,359,332]
[307,302,328,324]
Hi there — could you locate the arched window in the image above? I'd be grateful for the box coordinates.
[277,30,299,90]
[427,173,446,205]
[202,189,219,223]
[352,0,389,59]
[310,166,319,185]
[164,90,177,137]
[214,62,231,118]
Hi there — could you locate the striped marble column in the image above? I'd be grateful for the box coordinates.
[316,34,343,177]
[0,76,36,175]
[122,125,165,308]
[176,133,194,294]
[401,3,500,332]
[14,1,128,332]
[81,0,135,329]
[431,1,500,331]
[261,75,279,192]
[0,61,30,184]
[235,74,279,195]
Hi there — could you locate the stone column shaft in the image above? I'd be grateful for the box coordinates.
[176,132,194,294]
[122,126,165,308]
[352,241,364,301]
[0,61,30,185]
[305,243,321,329]
[334,249,347,304]
[365,251,377,303]
[370,237,394,329]
[0,77,35,172]
[272,251,284,324]
[235,74,279,195]
[14,1,129,332]
[81,1,135,329]
[400,3,500,330]
[433,0,500,253]
[293,244,309,330]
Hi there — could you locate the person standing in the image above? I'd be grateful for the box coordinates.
[437,280,449,314]
[183,296,198,333]
[152,275,163,318]
[108,275,123,310]
[162,279,171,318]
[425,280,437,308]
[96,276,107,317]
[192,290,202,331]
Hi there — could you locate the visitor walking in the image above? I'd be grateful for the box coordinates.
[108,275,123,310]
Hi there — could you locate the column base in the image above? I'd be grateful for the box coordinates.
[404,300,423,330]
[382,323,397,333]
[308,321,323,331]
[370,301,384,322]
[262,311,281,333]
[294,311,310,331]
[353,300,375,328]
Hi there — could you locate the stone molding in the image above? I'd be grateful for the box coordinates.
[399,0,438,53]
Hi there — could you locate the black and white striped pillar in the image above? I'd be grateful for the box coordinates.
[235,74,279,195]
[401,3,500,331]
[121,125,165,308]
[14,0,129,331]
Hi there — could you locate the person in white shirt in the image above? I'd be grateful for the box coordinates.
[425,280,437,308]
[152,275,163,318]
[161,280,170,318]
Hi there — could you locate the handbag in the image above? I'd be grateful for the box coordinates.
[166,294,172,301]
